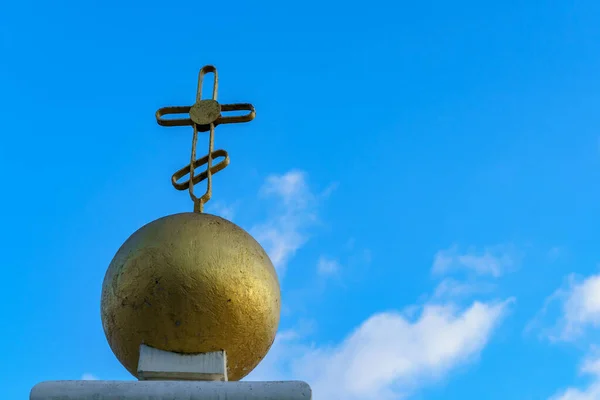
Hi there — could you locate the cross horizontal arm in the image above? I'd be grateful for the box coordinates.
[156,106,193,127]
[219,103,256,125]
[156,103,255,130]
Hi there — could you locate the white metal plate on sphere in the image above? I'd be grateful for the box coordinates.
[137,345,227,381]
[30,380,312,400]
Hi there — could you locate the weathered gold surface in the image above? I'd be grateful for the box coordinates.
[189,100,221,126]
[101,212,281,381]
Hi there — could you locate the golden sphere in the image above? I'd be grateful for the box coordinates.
[100,212,280,381]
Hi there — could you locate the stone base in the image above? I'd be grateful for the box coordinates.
[30,380,312,400]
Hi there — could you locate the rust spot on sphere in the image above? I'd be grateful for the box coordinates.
[101,213,280,381]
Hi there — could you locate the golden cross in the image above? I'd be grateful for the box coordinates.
[155,65,255,213]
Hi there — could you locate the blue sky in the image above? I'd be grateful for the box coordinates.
[1,0,600,399]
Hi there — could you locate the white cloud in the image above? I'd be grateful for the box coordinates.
[550,354,600,400]
[249,299,512,400]
[561,275,600,340]
[246,175,511,398]
[581,355,600,376]
[432,245,517,278]
[206,201,237,221]
[533,273,600,342]
[296,301,510,400]
[81,373,98,380]
[248,243,514,399]
[317,256,340,276]
[551,383,600,400]
[535,274,600,398]
[432,278,497,301]
[251,170,327,274]
[260,170,314,209]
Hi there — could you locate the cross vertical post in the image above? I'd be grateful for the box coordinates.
[155,65,256,212]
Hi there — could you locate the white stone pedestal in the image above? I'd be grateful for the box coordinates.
[30,380,312,400]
